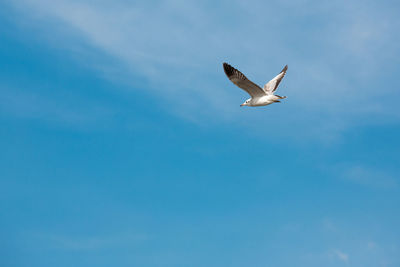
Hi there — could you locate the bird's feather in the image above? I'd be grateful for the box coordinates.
[223,63,266,98]
[263,65,288,95]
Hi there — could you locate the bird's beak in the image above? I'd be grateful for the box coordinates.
[240,104,244,107]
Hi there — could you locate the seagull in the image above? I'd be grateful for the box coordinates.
[223,62,288,107]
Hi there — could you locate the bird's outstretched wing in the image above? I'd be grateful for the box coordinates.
[263,65,288,95]
[223,63,266,98]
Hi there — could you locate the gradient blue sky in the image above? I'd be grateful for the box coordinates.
[1,0,400,266]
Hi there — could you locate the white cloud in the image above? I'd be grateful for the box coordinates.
[333,249,349,263]
[28,231,149,251]
[4,0,400,139]
[322,218,338,233]
[342,165,398,189]
[367,241,377,250]
[0,85,114,129]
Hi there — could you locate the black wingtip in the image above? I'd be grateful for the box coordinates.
[223,62,234,77]
[282,65,288,73]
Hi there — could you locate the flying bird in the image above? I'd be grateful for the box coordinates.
[223,63,288,107]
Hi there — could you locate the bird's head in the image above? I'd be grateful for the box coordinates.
[240,99,251,107]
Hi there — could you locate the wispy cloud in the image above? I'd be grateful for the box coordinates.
[342,165,398,189]
[0,84,114,129]
[332,249,349,263]
[367,241,377,250]
[322,218,339,233]
[27,231,149,251]
[4,0,400,139]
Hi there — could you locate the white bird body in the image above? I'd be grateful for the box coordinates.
[223,63,288,107]
[249,95,283,106]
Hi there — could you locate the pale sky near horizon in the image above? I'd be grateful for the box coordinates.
[1,1,400,266]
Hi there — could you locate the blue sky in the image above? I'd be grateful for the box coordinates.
[1,0,400,266]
